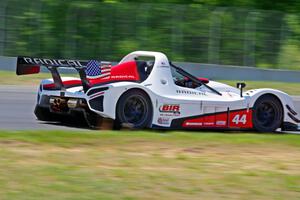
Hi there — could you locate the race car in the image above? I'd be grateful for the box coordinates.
[16,51,300,132]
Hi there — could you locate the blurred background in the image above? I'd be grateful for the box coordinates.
[1,0,300,70]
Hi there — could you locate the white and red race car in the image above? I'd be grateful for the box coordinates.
[17,51,300,132]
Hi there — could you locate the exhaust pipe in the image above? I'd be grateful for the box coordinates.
[67,99,78,108]
[50,97,68,112]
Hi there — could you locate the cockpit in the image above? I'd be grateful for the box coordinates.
[170,64,209,89]
[135,57,210,90]
[134,60,154,82]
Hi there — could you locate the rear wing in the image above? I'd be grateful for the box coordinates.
[16,57,88,74]
[16,56,103,92]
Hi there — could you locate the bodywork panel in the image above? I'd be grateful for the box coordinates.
[33,51,299,130]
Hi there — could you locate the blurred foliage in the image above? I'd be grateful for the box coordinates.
[125,0,300,13]
[1,0,300,69]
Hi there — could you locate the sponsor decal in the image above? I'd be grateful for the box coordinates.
[159,104,180,115]
[110,75,136,79]
[203,122,214,126]
[157,117,170,125]
[216,120,226,126]
[185,122,203,126]
[176,90,206,96]
[23,57,83,67]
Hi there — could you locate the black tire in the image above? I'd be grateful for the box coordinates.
[83,111,103,129]
[252,94,283,132]
[34,105,55,121]
[116,90,153,129]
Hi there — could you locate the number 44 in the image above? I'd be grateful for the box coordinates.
[232,114,247,124]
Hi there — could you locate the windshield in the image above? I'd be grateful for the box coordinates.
[169,62,222,96]
[170,64,201,89]
[171,66,185,80]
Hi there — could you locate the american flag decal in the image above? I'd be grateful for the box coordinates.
[85,60,111,79]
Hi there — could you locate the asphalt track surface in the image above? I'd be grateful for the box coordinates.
[1,85,300,132]
[0,85,87,130]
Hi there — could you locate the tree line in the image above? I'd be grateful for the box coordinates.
[1,0,300,69]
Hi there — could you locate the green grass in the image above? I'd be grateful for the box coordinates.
[1,70,300,95]
[0,70,56,85]
[0,130,299,200]
[221,80,300,95]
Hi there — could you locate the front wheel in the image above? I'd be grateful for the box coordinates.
[115,90,153,129]
[252,94,283,132]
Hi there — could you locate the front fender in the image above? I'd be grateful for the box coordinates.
[246,88,297,125]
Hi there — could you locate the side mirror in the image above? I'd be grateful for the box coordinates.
[236,82,246,97]
[236,82,246,89]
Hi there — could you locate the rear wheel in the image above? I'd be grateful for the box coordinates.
[34,105,55,121]
[252,95,283,132]
[115,90,153,129]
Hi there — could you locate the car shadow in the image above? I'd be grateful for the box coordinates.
[40,121,92,130]
[38,120,296,134]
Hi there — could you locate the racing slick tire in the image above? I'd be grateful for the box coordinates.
[115,89,153,129]
[34,105,55,121]
[252,94,283,132]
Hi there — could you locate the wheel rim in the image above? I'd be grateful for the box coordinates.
[123,95,148,125]
[256,102,277,127]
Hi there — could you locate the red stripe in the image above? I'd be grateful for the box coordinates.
[43,80,82,89]
[90,91,104,99]
[182,109,253,129]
